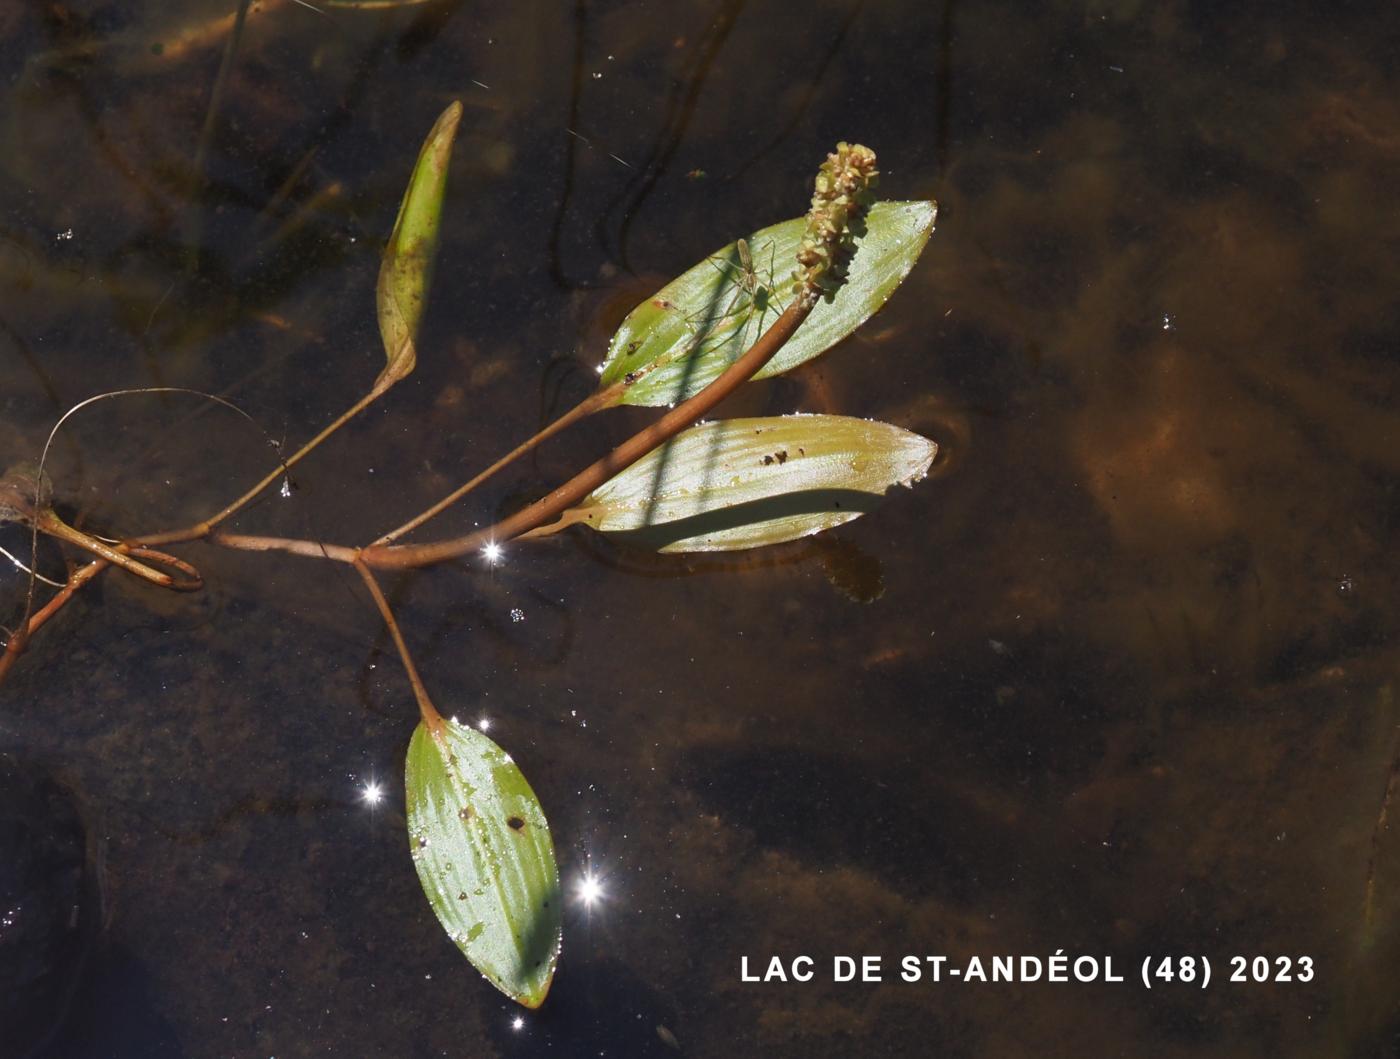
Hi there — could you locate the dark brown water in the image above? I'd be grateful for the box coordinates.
[3,1,1400,1056]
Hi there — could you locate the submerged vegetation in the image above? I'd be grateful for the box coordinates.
[0,105,935,1006]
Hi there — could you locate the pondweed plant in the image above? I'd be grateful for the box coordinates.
[0,104,937,1008]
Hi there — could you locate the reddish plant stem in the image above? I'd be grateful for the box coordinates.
[359,297,812,569]
[38,510,197,589]
[352,560,444,733]
[372,385,621,546]
[209,532,360,563]
[1,239,815,691]
[0,556,111,685]
[191,296,810,570]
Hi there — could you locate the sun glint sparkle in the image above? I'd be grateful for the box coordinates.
[577,873,604,907]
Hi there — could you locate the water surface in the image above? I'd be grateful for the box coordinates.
[3,1,1400,1055]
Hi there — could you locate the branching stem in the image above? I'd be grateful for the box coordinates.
[38,510,197,589]
[374,384,621,546]
[192,296,811,568]
[360,297,811,568]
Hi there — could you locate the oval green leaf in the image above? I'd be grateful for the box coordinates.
[549,414,937,552]
[405,718,561,1008]
[599,200,936,407]
[374,101,463,396]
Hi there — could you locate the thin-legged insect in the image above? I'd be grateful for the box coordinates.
[675,238,790,354]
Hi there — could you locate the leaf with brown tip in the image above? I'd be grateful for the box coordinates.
[374,101,462,396]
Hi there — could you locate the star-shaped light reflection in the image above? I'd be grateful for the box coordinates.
[577,872,604,907]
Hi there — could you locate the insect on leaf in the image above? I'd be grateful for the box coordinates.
[374,101,463,396]
[542,414,937,552]
[405,718,562,1008]
[599,201,936,407]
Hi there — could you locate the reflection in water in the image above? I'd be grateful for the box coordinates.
[2,0,1400,1056]
[575,868,605,910]
[360,779,384,807]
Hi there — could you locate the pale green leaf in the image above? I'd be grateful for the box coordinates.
[405,718,561,1008]
[550,414,936,552]
[374,101,462,395]
[599,201,935,407]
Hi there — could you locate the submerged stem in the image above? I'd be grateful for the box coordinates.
[37,510,191,589]
[186,0,253,272]
[353,560,444,732]
[0,556,111,688]
[209,531,360,563]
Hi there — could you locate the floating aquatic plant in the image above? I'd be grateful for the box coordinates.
[0,108,937,1008]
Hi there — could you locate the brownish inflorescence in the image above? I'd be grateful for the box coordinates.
[793,142,879,307]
